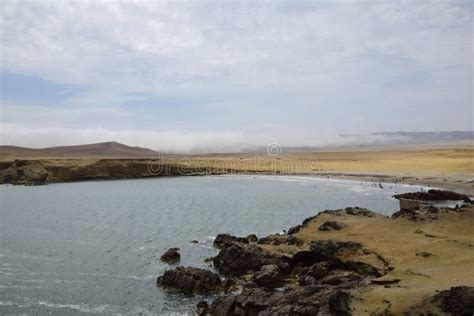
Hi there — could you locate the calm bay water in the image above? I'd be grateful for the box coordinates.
[0,175,423,315]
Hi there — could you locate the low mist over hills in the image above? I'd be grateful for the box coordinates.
[0,142,159,159]
[372,131,473,143]
[0,131,471,158]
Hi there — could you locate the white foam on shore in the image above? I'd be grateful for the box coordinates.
[214,174,433,194]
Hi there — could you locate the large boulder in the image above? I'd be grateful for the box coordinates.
[319,221,346,231]
[160,248,180,264]
[393,189,471,203]
[196,301,210,316]
[328,290,352,315]
[210,285,352,315]
[156,266,222,294]
[431,286,474,316]
[257,234,304,246]
[292,240,362,268]
[214,233,249,248]
[213,243,289,277]
[252,264,284,288]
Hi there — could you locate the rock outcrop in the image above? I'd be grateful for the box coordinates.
[252,264,284,288]
[431,286,474,316]
[154,203,474,315]
[213,243,290,277]
[160,248,181,264]
[213,233,249,248]
[156,266,222,294]
[319,221,346,231]
[393,189,471,203]
[209,286,352,315]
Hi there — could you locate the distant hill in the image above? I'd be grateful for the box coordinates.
[0,142,159,159]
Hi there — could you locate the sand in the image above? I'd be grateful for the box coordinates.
[260,205,474,314]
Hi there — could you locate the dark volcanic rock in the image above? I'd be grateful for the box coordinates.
[257,234,304,246]
[344,207,382,217]
[196,300,209,316]
[328,290,352,315]
[287,224,302,235]
[393,189,471,203]
[431,286,474,316]
[288,208,383,235]
[291,240,361,268]
[306,262,330,279]
[252,264,284,288]
[210,285,353,315]
[213,243,289,277]
[214,233,249,248]
[246,234,258,243]
[160,248,180,264]
[210,296,236,315]
[342,261,382,277]
[156,266,221,293]
[319,221,346,231]
[392,205,441,221]
[287,214,319,235]
[319,207,384,218]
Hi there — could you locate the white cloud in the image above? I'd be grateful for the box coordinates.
[0,0,472,150]
[0,122,409,153]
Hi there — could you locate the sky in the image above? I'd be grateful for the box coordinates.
[0,0,472,152]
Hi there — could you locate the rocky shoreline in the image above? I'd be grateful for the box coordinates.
[1,159,473,197]
[0,159,226,185]
[156,190,474,315]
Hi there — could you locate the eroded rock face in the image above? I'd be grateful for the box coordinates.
[391,205,454,221]
[393,189,471,203]
[257,235,304,246]
[213,243,289,277]
[328,290,352,315]
[213,233,249,248]
[306,262,330,279]
[209,286,352,316]
[252,264,284,289]
[319,221,346,231]
[196,301,210,316]
[160,248,180,264]
[246,234,258,243]
[431,286,474,316]
[287,207,384,235]
[156,266,221,294]
[291,240,362,269]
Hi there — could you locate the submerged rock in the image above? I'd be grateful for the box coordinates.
[160,248,180,264]
[156,266,221,294]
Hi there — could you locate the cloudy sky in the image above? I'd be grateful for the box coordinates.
[0,0,472,152]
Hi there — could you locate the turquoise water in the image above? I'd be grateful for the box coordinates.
[0,175,423,315]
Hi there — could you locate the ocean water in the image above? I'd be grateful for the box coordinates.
[0,175,425,315]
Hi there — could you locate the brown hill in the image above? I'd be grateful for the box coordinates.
[0,142,159,159]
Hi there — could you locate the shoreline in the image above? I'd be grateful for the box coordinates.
[1,159,472,196]
[156,192,474,315]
